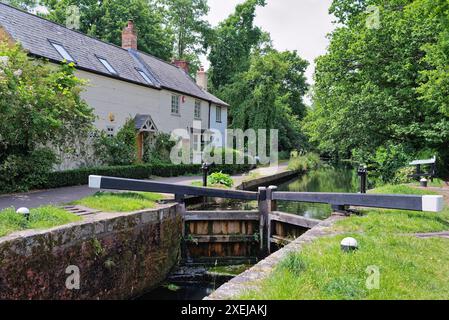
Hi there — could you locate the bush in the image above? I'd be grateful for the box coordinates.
[143,133,175,164]
[0,148,57,193]
[207,172,234,188]
[288,152,322,172]
[93,119,137,166]
[391,167,416,185]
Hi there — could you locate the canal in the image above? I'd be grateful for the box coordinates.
[138,165,358,300]
[277,166,359,220]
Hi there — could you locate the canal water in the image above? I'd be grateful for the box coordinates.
[139,165,358,300]
[276,166,359,220]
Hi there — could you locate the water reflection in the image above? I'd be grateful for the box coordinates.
[138,282,216,301]
[277,166,359,220]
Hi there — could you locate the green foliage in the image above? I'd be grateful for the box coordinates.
[0,42,94,192]
[143,133,176,164]
[391,167,416,185]
[0,206,81,237]
[159,0,211,74]
[208,0,267,90]
[40,0,173,60]
[221,50,309,151]
[72,191,163,212]
[304,0,449,179]
[94,119,137,166]
[207,172,234,188]
[287,152,321,172]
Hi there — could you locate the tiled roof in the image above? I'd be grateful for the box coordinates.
[0,3,228,107]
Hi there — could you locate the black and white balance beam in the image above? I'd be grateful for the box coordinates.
[89,175,444,212]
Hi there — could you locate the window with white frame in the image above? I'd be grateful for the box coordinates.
[216,106,222,123]
[193,134,200,152]
[171,95,180,114]
[194,100,201,119]
[106,126,115,138]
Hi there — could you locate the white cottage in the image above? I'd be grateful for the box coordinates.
[0,3,229,167]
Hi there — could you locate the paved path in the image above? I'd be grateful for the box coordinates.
[0,163,289,210]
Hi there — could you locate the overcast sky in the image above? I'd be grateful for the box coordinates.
[201,0,335,84]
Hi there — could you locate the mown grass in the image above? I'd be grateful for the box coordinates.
[0,206,81,237]
[72,191,163,212]
[240,185,449,300]
[370,184,440,195]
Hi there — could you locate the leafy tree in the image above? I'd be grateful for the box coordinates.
[208,0,267,91]
[417,0,449,117]
[223,50,309,151]
[0,42,94,191]
[158,0,211,62]
[304,0,449,180]
[40,0,173,60]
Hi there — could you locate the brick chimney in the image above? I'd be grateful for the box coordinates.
[172,59,189,73]
[122,20,137,50]
[196,66,208,91]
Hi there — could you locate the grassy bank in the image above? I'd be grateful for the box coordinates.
[0,206,81,237]
[71,192,164,212]
[240,185,449,300]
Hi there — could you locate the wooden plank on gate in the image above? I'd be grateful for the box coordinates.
[269,211,321,229]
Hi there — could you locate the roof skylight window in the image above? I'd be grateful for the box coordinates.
[137,70,153,85]
[50,42,75,62]
[98,57,118,75]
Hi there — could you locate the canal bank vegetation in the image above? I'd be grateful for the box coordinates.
[241,185,449,300]
[287,152,322,172]
[72,192,164,213]
[303,0,449,184]
[0,206,81,237]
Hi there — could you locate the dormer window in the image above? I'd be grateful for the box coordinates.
[50,41,75,62]
[98,57,118,75]
[137,69,153,85]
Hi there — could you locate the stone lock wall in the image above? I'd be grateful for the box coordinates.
[0,204,182,300]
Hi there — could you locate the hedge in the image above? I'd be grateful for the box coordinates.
[0,163,253,193]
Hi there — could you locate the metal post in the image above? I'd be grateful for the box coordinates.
[258,187,269,257]
[202,162,209,187]
[358,166,367,194]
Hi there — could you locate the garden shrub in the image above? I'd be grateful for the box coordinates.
[208,172,234,188]
[93,119,137,166]
[143,133,175,164]
[391,167,416,185]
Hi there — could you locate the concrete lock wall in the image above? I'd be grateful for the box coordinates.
[0,204,182,300]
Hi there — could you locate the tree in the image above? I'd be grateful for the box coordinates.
[208,0,267,91]
[158,0,211,61]
[304,0,449,180]
[0,42,95,191]
[222,50,309,151]
[417,0,449,117]
[40,0,173,60]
